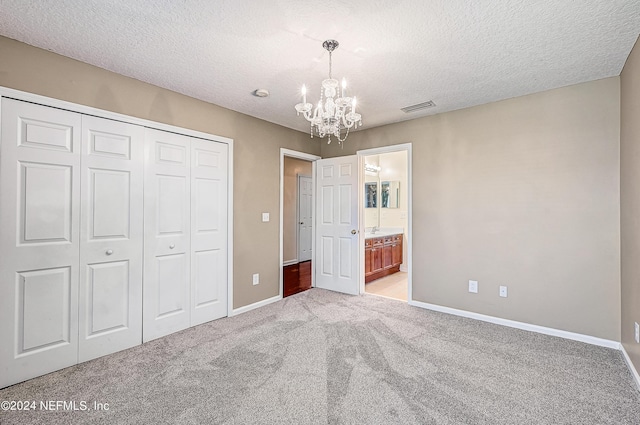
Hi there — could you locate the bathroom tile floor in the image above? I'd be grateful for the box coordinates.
[365,271,408,301]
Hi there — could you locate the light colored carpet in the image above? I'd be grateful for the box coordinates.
[1,289,639,424]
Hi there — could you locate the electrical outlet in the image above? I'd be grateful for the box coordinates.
[262,212,269,222]
[468,280,478,293]
[252,273,260,285]
[499,286,508,298]
[635,322,639,344]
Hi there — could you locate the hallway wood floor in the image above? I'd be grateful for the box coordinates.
[283,260,312,297]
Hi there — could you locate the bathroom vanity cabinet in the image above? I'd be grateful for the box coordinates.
[365,233,403,283]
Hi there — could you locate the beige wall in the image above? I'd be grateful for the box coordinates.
[0,36,320,309]
[0,35,627,343]
[324,78,621,340]
[621,37,640,369]
[283,157,312,262]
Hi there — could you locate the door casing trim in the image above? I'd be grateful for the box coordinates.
[279,149,321,298]
[357,143,412,300]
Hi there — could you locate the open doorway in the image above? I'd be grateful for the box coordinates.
[280,149,320,298]
[358,145,411,302]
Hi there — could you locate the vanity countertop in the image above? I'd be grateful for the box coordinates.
[364,227,404,239]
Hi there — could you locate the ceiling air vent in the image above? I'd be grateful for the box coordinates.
[401,100,436,113]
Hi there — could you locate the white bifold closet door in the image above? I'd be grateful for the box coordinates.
[0,100,145,387]
[190,138,228,326]
[143,129,191,341]
[0,99,82,388]
[78,115,144,362]
[0,96,228,388]
[143,129,228,342]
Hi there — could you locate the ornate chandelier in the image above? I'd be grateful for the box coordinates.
[295,40,362,145]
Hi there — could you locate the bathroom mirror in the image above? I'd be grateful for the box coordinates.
[381,181,400,208]
[364,182,378,208]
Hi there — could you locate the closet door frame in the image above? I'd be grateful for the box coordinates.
[0,86,235,332]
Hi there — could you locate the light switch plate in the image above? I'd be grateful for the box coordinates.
[499,286,508,298]
[253,273,259,285]
[262,212,269,222]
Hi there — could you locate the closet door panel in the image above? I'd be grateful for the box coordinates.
[18,267,72,352]
[144,128,191,342]
[89,169,130,239]
[85,261,130,334]
[20,162,73,243]
[190,139,228,325]
[157,175,188,235]
[78,115,144,362]
[156,253,188,316]
[0,99,81,388]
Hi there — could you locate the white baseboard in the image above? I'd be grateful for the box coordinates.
[408,299,620,349]
[230,294,281,317]
[283,259,298,267]
[400,264,408,273]
[621,344,640,392]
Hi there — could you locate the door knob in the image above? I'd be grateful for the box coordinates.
[106,249,113,256]
[351,229,357,235]
[169,244,175,249]
[300,222,304,225]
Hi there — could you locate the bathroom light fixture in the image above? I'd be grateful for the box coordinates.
[294,39,362,145]
[365,163,381,173]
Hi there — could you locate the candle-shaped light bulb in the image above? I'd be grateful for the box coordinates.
[342,78,347,98]
[352,97,357,113]
[301,85,307,104]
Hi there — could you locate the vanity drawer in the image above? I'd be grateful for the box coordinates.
[393,234,402,242]
[365,239,372,248]
[373,238,384,247]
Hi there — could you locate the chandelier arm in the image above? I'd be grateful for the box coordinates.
[341,113,352,129]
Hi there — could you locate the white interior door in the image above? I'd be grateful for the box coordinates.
[298,175,313,262]
[78,115,144,362]
[143,128,191,342]
[315,155,360,295]
[190,138,228,326]
[0,99,81,388]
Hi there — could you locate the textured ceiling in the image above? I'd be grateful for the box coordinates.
[1,0,639,134]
